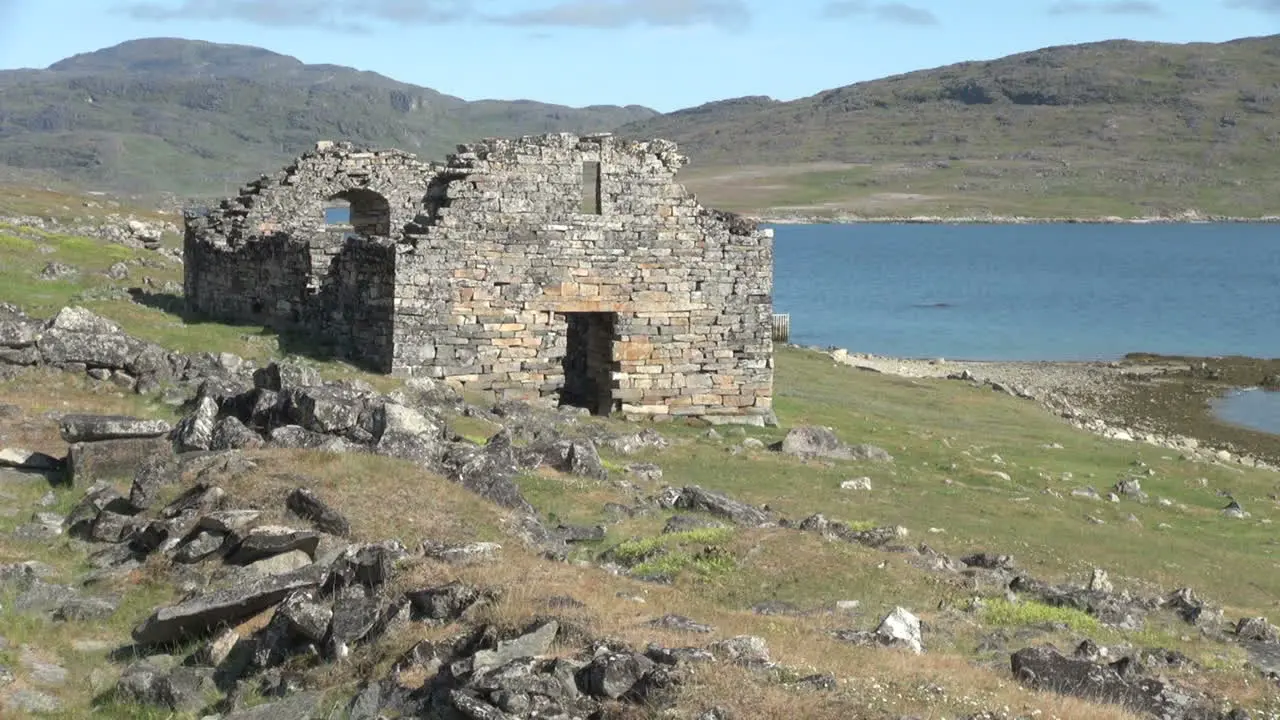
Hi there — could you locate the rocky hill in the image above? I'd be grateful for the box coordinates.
[2,202,1280,718]
[621,35,1280,218]
[0,38,657,197]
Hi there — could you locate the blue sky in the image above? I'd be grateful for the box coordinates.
[2,0,1280,111]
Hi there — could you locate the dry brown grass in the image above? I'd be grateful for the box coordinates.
[216,449,513,545]
[381,542,1146,720]
[0,368,173,455]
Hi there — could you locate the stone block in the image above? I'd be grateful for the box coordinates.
[68,437,175,487]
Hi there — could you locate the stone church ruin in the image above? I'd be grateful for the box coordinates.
[183,133,774,422]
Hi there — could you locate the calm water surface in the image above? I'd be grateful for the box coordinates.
[771,223,1280,434]
[1214,390,1280,436]
[772,223,1280,361]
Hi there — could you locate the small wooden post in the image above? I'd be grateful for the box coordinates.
[772,313,790,343]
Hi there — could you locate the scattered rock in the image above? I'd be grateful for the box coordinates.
[1223,500,1249,519]
[242,549,314,577]
[1236,617,1280,643]
[777,426,849,460]
[67,436,174,487]
[626,463,663,482]
[607,428,668,455]
[105,261,130,280]
[875,607,924,654]
[658,485,769,527]
[646,614,715,634]
[2,688,62,714]
[129,453,180,511]
[38,262,78,280]
[662,515,725,534]
[840,477,873,491]
[1087,568,1114,594]
[285,487,351,537]
[709,635,770,664]
[422,541,502,566]
[581,651,657,699]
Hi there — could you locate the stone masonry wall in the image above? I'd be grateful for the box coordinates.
[393,133,774,419]
[184,143,431,369]
[184,133,774,420]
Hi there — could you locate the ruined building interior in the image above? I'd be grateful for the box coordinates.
[183,133,774,422]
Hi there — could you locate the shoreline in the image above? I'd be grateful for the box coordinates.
[757,214,1280,226]
[807,346,1280,472]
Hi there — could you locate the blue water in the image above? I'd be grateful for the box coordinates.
[324,206,350,224]
[1214,390,1280,435]
[772,223,1280,362]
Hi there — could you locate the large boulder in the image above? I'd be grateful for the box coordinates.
[775,426,894,462]
[373,402,444,464]
[37,307,166,373]
[284,386,368,436]
[253,361,321,393]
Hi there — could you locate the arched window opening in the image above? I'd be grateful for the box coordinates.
[324,189,391,238]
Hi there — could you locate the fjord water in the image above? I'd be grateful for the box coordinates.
[772,223,1280,361]
[771,222,1280,434]
[1214,389,1280,435]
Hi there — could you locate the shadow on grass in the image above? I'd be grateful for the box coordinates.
[126,289,386,372]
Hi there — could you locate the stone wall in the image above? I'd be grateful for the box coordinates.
[184,143,431,369]
[184,133,774,421]
[393,133,774,420]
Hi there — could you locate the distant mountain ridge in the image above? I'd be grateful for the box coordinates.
[6,35,1280,217]
[0,38,658,197]
[614,35,1280,217]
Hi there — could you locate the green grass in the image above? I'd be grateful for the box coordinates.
[609,528,735,565]
[982,598,1102,634]
[2,220,1280,715]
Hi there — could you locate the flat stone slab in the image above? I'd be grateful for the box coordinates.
[132,563,326,646]
[228,526,320,565]
[59,415,172,443]
[68,437,174,487]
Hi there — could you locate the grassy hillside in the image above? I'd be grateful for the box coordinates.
[1,193,1280,717]
[0,38,657,197]
[625,36,1280,218]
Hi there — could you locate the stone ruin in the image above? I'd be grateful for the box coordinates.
[183,132,774,422]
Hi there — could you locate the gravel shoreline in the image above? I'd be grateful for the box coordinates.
[817,347,1278,472]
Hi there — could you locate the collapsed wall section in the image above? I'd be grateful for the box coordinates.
[183,143,430,370]
[394,133,774,420]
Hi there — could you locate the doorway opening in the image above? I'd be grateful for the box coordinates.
[559,312,617,415]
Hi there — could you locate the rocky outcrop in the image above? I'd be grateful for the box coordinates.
[1011,644,1233,720]
[775,425,893,462]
